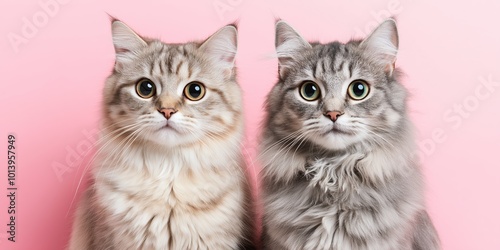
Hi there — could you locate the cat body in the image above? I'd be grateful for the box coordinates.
[69,20,253,250]
[260,20,440,250]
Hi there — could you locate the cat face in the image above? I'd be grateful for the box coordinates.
[102,21,242,148]
[266,20,408,151]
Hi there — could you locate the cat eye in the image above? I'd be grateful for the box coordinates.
[347,80,370,100]
[135,78,156,99]
[299,81,320,101]
[184,81,206,101]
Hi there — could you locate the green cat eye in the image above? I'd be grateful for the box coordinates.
[299,81,320,101]
[135,78,156,99]
[347,80,370,100]
[184,81,206,101]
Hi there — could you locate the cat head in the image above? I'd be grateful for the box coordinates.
[102,20,242,148]
[265,19,408,151]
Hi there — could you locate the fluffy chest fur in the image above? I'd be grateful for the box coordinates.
[87,142,247,250]
[262,143,426,250]
[259,80,439,249]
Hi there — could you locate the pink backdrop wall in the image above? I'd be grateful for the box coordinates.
[1,0,499,249]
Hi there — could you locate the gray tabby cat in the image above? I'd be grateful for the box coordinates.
[69,19,254,249]
[259,19,440,250]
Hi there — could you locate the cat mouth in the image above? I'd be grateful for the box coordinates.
[159,122,178,132]
[328,126,354,135]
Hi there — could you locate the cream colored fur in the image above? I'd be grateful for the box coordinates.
[69,20,252,250]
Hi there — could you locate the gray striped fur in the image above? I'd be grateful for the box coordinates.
[259,20,440,250]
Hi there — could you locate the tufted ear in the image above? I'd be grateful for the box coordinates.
[199,24,238,70]
[360,19,399,75]
[275,20,312,78]
[111,20,147,70]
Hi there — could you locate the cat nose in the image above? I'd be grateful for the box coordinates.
[324,111,344,122]
[159,108,177,119]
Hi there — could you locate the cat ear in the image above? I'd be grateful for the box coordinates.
[275,20,312,78]
[111,20,147,69]
[360,19,399,75]
[199,25,238,70]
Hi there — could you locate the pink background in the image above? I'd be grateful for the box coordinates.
[1,0,499,249]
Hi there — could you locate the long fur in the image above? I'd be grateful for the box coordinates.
[69,20,254,249]
[259,20,440,249]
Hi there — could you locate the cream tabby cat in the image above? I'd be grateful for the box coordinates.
[69,20,253,249]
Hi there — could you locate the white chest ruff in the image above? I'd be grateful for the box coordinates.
[94,149,246,250]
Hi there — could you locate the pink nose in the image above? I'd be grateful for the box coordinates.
[324,111,344,122]
[159,108,177,119]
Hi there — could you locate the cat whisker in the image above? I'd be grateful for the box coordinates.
[72,121,147,180]
[79,119,156,174]
[202,131,246,169]
[352,121,397,149]
[264,126,320,167]
[290,131,312,163]
[67,119,154,217]
[257,129,308,160]
[284,127,317,157]
[90,129,144,194]
[107,128,144,174]
[69,117,149,177]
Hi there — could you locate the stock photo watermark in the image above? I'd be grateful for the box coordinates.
[5,134,18,243]
[213,0,243,21]
[7,0,71,53]
[353,0,405,38]
[52,127,98,182]
[415,74,499,159]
